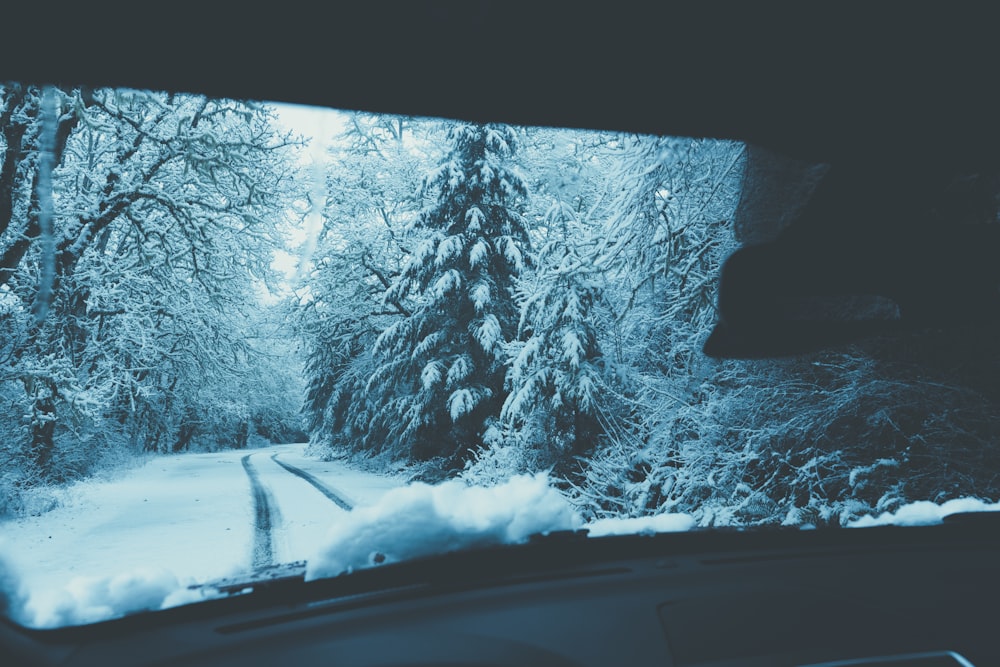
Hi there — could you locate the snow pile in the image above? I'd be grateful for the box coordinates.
[847,497,1000,527]
[585,513,697,536]
[1,533,214,629]
[0,541,27,623]
[18,567,207,629]
[306,473,582,580]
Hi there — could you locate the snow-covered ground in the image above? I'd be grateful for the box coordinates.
[4,440,1000,629]
[0,442,406,626]
[269,444,404,507]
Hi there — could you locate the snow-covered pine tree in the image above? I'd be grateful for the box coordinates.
[497,199,618,477]
[366,123,530,467]
[298,113,444,458]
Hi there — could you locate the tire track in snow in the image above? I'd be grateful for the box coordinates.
[270,453,354,511]
[240,454,276,569]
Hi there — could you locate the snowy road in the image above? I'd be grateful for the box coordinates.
[240,450,359,569]
[269,453,353,511]
[0,443,405,602]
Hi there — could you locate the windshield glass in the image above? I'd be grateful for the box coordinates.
[2,83,999,629]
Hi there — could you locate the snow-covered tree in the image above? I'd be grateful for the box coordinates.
[517,126,618,231]
[493,198,619,477]
[297,113,446,457]
[364,123,531,467]
[0,85,305,486]
[571,135,747,517]
[597,136,745,345]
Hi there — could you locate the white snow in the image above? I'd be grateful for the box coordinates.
[499,236,524,271]
[585,513,697,536]
[413,236,439,263]
[6,440,994,631]
[272,446,404,507]
[846,497,1000,527]
[421,361,443,389]
[1,449,257,600]
[474,314,502,354]
[471,282,491,311]
[468,238,489,266]
[22,566,200,629]
[434,235,464,266]
[412,331,443,358]
[561,330,584,368]
[249,453,352,563]
[306,473,581,580]
[0,443,404,628]
[0,542,27,621]
[446,354,472,385]
[448,388,478,420]
[465,207,485,234]
[431,269,462,297]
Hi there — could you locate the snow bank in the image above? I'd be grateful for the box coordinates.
[847,497,1000,527]
[306,473,581,580]
[585,513,697,536]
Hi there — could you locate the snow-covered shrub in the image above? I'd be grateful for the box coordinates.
[575,334,1000,527]
[460,429,542,487]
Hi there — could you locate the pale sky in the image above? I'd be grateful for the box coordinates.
[270,101,347,163]
[259,102,349,301]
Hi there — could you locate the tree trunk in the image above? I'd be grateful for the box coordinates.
[26,377,58,479]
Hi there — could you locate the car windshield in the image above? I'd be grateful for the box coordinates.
[2,83,999,630]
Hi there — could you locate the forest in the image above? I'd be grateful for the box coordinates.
[3,83,999,527]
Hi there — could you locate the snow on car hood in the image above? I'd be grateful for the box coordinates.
[846,497,1000,527]
[1,473,584,627]
[0,539,206,628]
[0,541,27,622]
[585,513,697,536]
[4,480,999,628]
[305,472,582,580]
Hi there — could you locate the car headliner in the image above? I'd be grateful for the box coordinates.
[2,1,998,171]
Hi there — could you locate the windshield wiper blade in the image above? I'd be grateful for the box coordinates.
[194,534,593,601]
[191,561,307,597]
[191,534,622,612]
[194,515,1000,601]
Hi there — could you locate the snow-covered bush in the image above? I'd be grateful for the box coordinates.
[460,429,542,487]
[575,337,1000,527]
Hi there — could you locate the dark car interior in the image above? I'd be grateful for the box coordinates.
[3,2,999,666]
